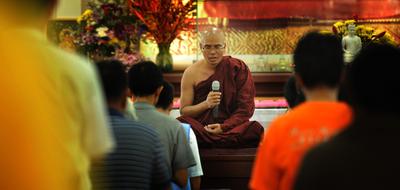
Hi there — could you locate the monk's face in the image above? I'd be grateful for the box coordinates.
[201,33,225,67]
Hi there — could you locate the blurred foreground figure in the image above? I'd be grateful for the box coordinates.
[0,1,114,189]
[294,44,400,190]
[250,32,352,190]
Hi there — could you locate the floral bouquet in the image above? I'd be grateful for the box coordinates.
[127,0,196,44]
[127,0,196,72]
[75,0,145,69]
[332,20,398,47]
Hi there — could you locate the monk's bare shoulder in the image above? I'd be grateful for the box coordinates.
[183,60,204,80]
[184,60,204,74]
[182,60,201,87]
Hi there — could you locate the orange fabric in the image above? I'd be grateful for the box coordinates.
[0,33,72,190]
[0,14,114,189]
[250,101,352,190]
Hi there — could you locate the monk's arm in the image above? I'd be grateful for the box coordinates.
[222,63,255,131]
[180,69,209,117]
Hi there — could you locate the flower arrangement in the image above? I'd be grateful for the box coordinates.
[127,0,196,72]
[75,0,145,69]
[332,20,398,47]
[127,0,196,44]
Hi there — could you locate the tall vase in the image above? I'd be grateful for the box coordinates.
[156,43,173,72]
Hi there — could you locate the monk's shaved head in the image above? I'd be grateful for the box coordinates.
[199,27,226,66]
[200,27,225,45]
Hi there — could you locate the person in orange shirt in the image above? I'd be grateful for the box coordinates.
[294,44,400,190]
[249,31,352,190]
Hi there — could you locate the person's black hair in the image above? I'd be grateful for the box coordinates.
[95,60,127,102]
[155,81,175,110]
[284,75,306,108]
[5,0,57,16]
[128,61,164,97]
[347,43,400,114]
[294,31,344,89]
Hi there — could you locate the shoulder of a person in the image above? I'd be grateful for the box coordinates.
[266,113,293,136]
[266,107,309,139]
[225,56,246,66]
[182,60,205,85]
[302,139,341,165]
[272,107,301,126]
[129,119,160,136]
[49,46,96,77]
[224,56,249,73]
[156,112,182,128]
[184,59,204,74]
[113,115,161,137]
[311,125,356,158]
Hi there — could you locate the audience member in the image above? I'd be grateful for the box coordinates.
[128,61,196,188]
[250,32,352,190]
[0,1,114,189]
[92,60,170,189]
[156,81,204,190]
[124,96,137,120]
[294,43,400,190]
[284,75,305,109]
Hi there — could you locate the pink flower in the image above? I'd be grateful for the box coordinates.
[115,50,143,71]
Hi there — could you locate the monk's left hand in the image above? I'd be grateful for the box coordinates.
[204,124,223,134]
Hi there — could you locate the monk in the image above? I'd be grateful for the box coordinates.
[178,27,264,148]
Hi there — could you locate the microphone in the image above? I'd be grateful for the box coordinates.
[211,80,220,118]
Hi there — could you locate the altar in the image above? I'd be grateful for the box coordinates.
[45,1,400,190]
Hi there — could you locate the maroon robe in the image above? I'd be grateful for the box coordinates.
[178,56,264,148]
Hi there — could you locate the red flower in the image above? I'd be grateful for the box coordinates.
[128,0,196,44]
[101,4,116,16]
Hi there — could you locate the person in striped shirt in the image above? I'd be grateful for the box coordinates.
[93,60,171,189]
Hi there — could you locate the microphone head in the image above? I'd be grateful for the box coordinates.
[212,80,220,91]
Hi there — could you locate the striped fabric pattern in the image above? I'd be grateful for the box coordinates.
[91,115,170,190]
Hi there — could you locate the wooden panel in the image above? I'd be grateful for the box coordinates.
[200,148,257,190]
[163,72,291,97]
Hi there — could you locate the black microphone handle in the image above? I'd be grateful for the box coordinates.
[212,105,218,118]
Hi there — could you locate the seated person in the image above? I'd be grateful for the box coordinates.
[124,96,137,120]
[294,44,400,190]
[156,81,203,190]
[178,27,264,148]
[250,32,352,190]
[92,60,170,189]
[284,75,305,109]
[342,24,362,63]
[128,61,196,188]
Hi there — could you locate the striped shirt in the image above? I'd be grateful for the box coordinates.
[91,108,170,190]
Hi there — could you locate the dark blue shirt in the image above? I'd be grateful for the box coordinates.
[91,108,170,190]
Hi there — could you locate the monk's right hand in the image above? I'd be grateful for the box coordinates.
[205,91,221,109]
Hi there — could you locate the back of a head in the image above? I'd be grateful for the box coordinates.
[95,60,127,102]
[1,0,57,18]
[128,61,163,97]
[156,81,175,110]
[294,31,344,89]
[348,43,400,114]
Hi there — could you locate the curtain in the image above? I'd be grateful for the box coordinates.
[204,0,400,20]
